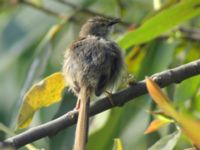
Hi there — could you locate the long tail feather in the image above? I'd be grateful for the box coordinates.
[74,87,90,150]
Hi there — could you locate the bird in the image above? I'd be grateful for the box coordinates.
[62,16,124,150]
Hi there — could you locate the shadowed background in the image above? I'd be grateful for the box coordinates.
[0,0,200,150]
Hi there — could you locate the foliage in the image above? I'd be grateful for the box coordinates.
[0,0,199,150]
[146,78,200,149]
[17,72,65,129]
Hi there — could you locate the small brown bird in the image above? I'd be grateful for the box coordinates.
[62,16,124,150]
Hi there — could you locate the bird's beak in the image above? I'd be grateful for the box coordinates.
[108,18,120,26]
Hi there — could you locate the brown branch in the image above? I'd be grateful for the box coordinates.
[20,0,131,27]
[57,0,131,26]
[20,0,69,20]
[0,141,14,149]
[179,27,200,42]
[158,27,200,42]
[20,0,200,43]
[20,0,131,26]
[20,0,200,42]
[4,59,200,148]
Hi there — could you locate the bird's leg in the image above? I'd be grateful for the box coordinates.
[105,91,115,106]
[67,99,81,119]
[74,99,81,110]
[127,74,137,86]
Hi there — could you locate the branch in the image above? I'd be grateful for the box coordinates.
[57,0,131,26]
[0,141,14,149]
[20,0,200,42]
[5,59,200,148]
[20,0,131,27]
[159,27,200,42]
[20,0,69,20]
[20,0,131,26]
[180,27,200,42]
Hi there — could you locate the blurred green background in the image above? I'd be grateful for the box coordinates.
[0,0,200,150]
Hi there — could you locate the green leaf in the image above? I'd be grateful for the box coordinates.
[174,75,200,107]
[118,0,200,49]
[13,22,65,128]
[0,7,55,73]
[49,92,76,150]
[87,108,124,150]
[30,0,43,6]
[146,78,200,148]
[137,40,176,79]
[148,131,181,150]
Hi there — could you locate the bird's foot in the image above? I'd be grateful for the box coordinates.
[67,100,80,119]
[127,74,137,86]
[105,91,115,106]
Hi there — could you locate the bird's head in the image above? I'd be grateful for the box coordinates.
[79,16,120,38]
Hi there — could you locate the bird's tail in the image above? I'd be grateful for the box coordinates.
[74,87,90,150]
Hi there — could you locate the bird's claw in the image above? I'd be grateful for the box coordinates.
[105,91,115,106]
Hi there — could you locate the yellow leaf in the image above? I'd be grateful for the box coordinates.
[144,118,171,134]
[30,0,43,6]
[125,46,145,73]
[17,72,66,129]
[113,138,123,150]
[26,144,40,150]
[146,77,178,118]
[146,77,200,148]
[175,115,200,148]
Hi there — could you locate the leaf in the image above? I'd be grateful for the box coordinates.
[146,77,200,148]
[174,75,200,107]
[118,42,176,149]
[30,0,43,6]
[87,108,124,150]
[0,8,55,73]
[137,41,176,78]
[118,0,200,49]
[17,72,66,129]
[148,131,181,150]
[0,123,15,136]
[113,138,123,150]
[146,77,176,116]
[16,22,65,129]
[18,22,65,108]
[125,46,145,73]
[144,118,171,134]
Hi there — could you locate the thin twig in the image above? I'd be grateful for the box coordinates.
[4,59,200,148]
[179,27,200,42]
[21,0,68,20]
[158,27,200,42]
[57,0,131,26]
[20,0,200,42]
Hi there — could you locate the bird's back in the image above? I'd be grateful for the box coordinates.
[63,35,123,96]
